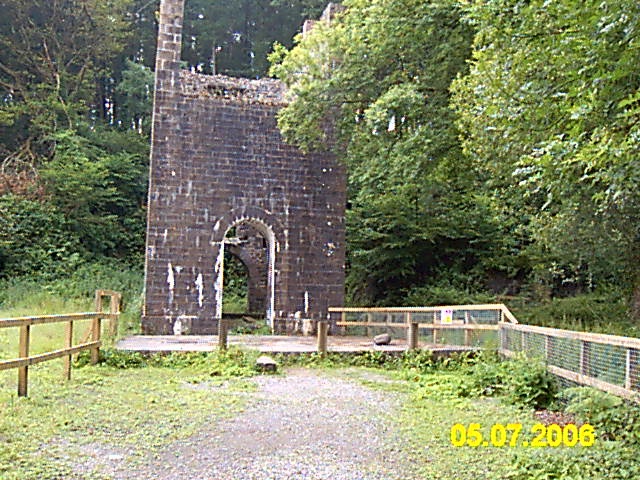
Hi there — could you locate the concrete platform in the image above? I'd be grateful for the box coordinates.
[116,334,477,355]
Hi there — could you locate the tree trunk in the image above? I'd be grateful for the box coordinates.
[632,281,640,323]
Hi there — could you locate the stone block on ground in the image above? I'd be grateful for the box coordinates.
[373,333,392,346]
[255,355,278,373]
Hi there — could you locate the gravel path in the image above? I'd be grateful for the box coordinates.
[88,368,417,480]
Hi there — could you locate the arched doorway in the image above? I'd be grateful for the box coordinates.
[214,218,277,330]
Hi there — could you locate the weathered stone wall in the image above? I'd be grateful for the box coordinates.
[142,0,346,334]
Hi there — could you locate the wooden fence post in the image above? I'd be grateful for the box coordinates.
[544,336,551,362]
[432,312,438,344]
[464,312,470,346]
[218,318,228,351]
[579,341,590,377]
[18,324,30,397]
[408,321,419,350]
[64,320,74,381]
[317,320,328,356]
[91,291,102,365]
[624,349,638,392]
[109,293,120,337]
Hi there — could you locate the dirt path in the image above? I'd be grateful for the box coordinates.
[82,368,417,480]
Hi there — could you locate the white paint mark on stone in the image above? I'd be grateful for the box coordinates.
[167,263,175,305]
[195,273,204,307]
[214,243,225,319]
[173,316,183,335]
[171,170,176,176]
[162,229,168,243]
[304,291,309,315]
[187,180,193,196]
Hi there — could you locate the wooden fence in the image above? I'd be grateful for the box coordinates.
[328,304,517,348]
[329,304,640,402]
[0,290,121,397]
[500,323,640,403]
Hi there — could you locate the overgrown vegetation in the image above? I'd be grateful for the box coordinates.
[2,345,639,479]
[270,0,640,330]
[0,265,144,355]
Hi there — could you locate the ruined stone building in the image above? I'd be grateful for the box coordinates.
[142,0,346,334]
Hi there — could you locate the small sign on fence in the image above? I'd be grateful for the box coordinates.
[441,308,453,325]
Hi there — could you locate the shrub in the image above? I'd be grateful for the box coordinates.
[512,291,635,336]
[405,283,496,306]
[0,195,84,279]
[561,387,640,444]
[467,359,509,397]
[508,442,640,480]
[503,357,558,409]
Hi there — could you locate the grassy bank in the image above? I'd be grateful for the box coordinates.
[0,265,143,359]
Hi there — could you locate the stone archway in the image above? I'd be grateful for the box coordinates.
[216,217,277,328]
[225,235,267,314]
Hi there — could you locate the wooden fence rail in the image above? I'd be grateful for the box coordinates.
[328,304,640,402]
[500,323,640,403]
[0,290,120,397]
[328,304,516,349]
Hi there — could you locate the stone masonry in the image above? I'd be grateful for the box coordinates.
[142,0,346,334]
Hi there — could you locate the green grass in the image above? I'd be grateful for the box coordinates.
[0,351,258,480]
[398,373,532,479]
[0,269,143,360]
[1,350,638,479]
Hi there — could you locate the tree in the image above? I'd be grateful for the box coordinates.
[40,128,148,262]
[452,0,640,310]
[270,0,508,304]
[179,0,326,78]
[0,0,134,157]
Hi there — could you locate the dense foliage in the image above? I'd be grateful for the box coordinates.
[270,0,509,305]
[271,0,640,321]
[452,0,640,312]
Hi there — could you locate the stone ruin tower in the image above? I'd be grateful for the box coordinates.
[141,0,346,334]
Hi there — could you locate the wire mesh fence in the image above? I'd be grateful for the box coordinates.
[328,305,512,349]
[500,323,640,402]
[328,305,640,402]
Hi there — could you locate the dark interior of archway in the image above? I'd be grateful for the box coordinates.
[222,224,269,320]
[223,251,249,314]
